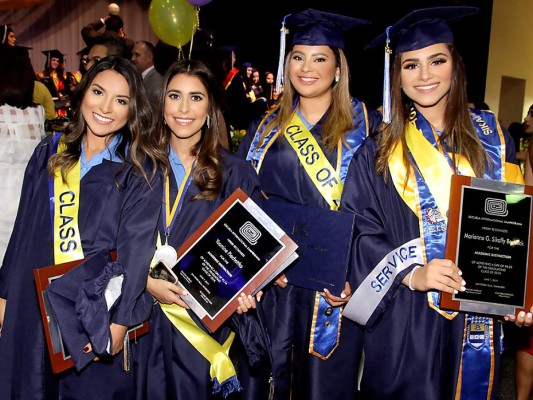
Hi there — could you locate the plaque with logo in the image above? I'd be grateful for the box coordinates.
[440,175,533,316]
[154,188,298,333]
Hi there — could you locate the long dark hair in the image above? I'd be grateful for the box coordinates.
[0,47,36,108]
[152,58,225,201]
[42,56,68,92]
[375,44,487,180]
[48,56,165,185]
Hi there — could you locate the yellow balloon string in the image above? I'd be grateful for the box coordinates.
[188,7,200,60]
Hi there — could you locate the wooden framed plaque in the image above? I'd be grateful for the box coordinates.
[154,188,298,333]
[34,252,149,374]
[440,174,533,316]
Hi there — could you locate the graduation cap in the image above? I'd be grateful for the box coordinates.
[366,6,479,123]
[76,47,89,57]
[287,8,371,50]
[274,9,371,93]
[366,6,479,53]
[42,49,65,64]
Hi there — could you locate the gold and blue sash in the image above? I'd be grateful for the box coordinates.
[245,98,370,359]
[48,133,84,264]
[389,107,523,400]
[153,163,242,395]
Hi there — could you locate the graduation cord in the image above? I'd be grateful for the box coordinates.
[382,26,392,124]
[276,14,290,94]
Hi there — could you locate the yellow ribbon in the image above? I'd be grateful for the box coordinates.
[160,303,237,384]
[283,113,343,210]
[53,140,84,263]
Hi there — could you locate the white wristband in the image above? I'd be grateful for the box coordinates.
[408,265,422,291]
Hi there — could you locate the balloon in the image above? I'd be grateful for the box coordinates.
[187,0,212,6]
[149,0,198,48]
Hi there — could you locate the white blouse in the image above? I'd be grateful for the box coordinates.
[0,105,45,261]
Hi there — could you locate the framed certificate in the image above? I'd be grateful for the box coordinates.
[34,252,149,374]
[156,188,298,333]
[440,174,533,316]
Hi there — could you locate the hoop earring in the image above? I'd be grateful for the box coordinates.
[335,75,340,83]
[206,115,211,128]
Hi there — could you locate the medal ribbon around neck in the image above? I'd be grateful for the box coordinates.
[162,163,194,242]
[49,134,84,264]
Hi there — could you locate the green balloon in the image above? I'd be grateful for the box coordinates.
[149,0,198,48]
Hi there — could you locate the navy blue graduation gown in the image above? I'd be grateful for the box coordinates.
[135,147,266,400]
[0,134,162,400]
[340,130,517,399]
[235,104,382,400]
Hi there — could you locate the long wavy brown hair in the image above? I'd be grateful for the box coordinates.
[257,46,355,152]
[47,56,165,186]
[152,59,225,201]
[375,44,487,182]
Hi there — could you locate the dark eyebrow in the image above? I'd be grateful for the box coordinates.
[167,89,205,97]
[91,83,130,100]
[402,52,448,64]
[91,83,105,91]
[291,49,330,58]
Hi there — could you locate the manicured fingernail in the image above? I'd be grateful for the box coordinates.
[453,289,458,295]
[182,290,188,296]
[460,286,466,292]
[527,313,532,319]
[519,311,526,318]
[324,288,329,294]
[83,345,90,353]
[283,278,288,283]
[340,293,347,299]
[461,280,466,286]
[458,270,463,276]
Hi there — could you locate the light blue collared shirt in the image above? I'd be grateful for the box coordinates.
[80,134,122,179]
[168,146,186,187]
[296,109,313,130]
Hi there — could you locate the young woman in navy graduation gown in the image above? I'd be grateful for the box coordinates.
[236,9,382,400]
[136,59,264,400]
[340,7,527,400]
[0,56,165,399]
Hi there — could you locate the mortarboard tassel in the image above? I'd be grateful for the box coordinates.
[382,26,392,124]
[275,14,290,95]
[2,25,7,44]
